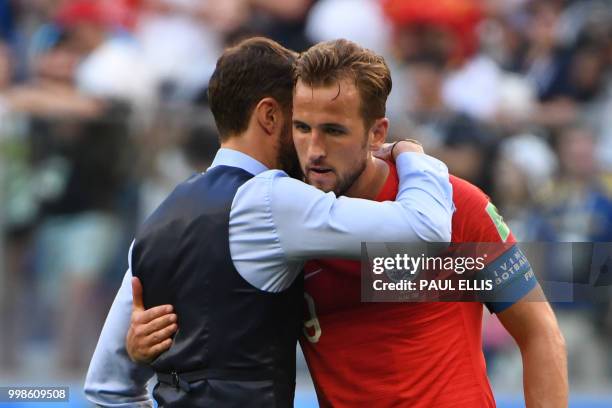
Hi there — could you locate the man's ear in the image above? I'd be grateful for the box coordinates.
[254,97,281,136]
[369,118,389,151]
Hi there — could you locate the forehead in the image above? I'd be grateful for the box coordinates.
[293,78,361,122]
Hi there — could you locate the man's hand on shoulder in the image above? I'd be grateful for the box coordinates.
[373,139,424,161]
[126,277,178,363]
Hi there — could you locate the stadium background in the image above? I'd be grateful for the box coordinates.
[0,0,611,406]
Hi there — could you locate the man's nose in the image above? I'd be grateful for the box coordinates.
[308,130,326,160]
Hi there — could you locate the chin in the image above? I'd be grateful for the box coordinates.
[320,183,337,194]
[308,179,334,193]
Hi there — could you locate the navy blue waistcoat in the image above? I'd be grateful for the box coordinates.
[132,165,303,408]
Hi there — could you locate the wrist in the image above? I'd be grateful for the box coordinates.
[391,139,424,160]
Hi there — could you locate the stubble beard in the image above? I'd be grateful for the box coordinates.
[278,123,303,180]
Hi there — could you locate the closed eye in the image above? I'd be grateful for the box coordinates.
[293,121,311,133]
[322,126,346,136]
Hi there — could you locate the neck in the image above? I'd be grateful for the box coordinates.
[221,130,277,169]
[345,156,389,200]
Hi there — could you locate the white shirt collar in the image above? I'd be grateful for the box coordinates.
[209,148,269,176]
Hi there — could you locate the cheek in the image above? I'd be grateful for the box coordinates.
[292,133,309,159]
[347,135,368,155]
[291,130,302,147]
[329,138,366,168]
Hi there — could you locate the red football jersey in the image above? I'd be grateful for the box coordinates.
[301,161,517,408]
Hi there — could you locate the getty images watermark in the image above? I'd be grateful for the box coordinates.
[372,251,492,292]
[360,242,612,303]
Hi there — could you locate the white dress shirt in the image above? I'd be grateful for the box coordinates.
[84,148,453,406]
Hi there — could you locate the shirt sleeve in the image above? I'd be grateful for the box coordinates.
[460,188,538,313]
[269,152,453,261]
[84,266,154,407]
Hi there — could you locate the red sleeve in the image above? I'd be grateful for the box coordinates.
[450,177,537,313]
[450,176,515,244]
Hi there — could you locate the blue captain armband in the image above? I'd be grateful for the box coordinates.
[477,244,538,314]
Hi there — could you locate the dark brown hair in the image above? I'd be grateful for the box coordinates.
[208,37,297,140]
[294,39,392,127]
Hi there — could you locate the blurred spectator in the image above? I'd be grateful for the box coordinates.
[306,0,390,55]
[0,9,133,371]
[538,124,612,243]
[380,0,500,191]
[383,0,519,122]
[2,32,103,118]
[511,0,569,101]
[229,0,315,52]
[32,106,129,371]
[493,133,558,240]
[397,55,498,192]
[539,124,612,339]
[52,1,159,111]
[509,0,612,131]
[382,0,482,62]
[533,125,612,387]
[134,0,316,101]
[134,0,224,100]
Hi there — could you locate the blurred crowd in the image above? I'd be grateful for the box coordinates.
[0,0,611,394]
